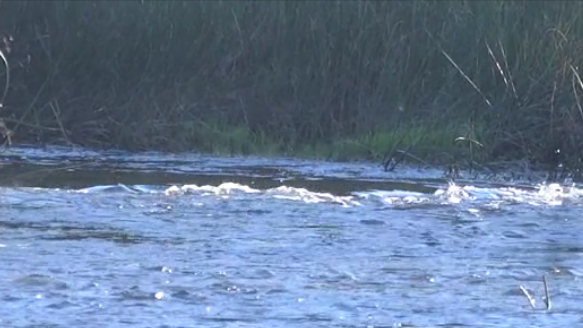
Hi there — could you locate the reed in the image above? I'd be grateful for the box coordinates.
[0,1,582,168]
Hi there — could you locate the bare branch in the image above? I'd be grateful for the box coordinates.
[519,285,536,309]
[543,275,552,311]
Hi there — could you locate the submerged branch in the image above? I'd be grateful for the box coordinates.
[519,275,552,312]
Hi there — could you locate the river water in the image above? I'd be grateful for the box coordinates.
[1,145,582,328]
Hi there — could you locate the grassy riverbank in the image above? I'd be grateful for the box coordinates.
[0,1,582,170]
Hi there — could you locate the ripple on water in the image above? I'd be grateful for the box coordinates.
[2,149,583,327]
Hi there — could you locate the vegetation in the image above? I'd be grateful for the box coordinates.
[0,1,582,173]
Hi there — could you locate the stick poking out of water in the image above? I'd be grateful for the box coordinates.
[543,275,552,311]
[519,275,552,311]
[519,285,536,309]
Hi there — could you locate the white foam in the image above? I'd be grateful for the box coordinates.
[429,182,583,206]
[72,179,583,209]
[164,182,261,196]
[161,183,362,206]
[269,186,361,207]
[349,181,583,208]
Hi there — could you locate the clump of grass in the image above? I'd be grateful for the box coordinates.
[0,1,582,170]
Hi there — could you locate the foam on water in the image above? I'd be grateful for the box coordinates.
[70,180,583,209]
[161,182,360,207]
[165,182,262,196]
[268,186,361,207]
[357,181,582,207]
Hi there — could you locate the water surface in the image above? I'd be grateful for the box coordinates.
[1,145,582,328]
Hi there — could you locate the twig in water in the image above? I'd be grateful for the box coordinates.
[543,275,552,311]
[519,285,536,309]
[519,275,552,311]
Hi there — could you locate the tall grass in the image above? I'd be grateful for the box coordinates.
[0,1,582,167]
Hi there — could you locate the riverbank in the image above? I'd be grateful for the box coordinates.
[0,1,581,171]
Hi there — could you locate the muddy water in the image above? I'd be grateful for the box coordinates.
[1,145,582,328]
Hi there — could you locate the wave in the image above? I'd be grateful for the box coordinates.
[69,181,583,208]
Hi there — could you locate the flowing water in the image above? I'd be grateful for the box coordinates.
[1,145,582,328]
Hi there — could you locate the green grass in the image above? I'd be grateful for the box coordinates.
[0,1,582,170]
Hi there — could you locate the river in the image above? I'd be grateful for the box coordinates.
[0,145,582,328]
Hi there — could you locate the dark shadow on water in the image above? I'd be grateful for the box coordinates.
[0,219,146,244]
[39,231,146,244]
[0,163,437,195]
